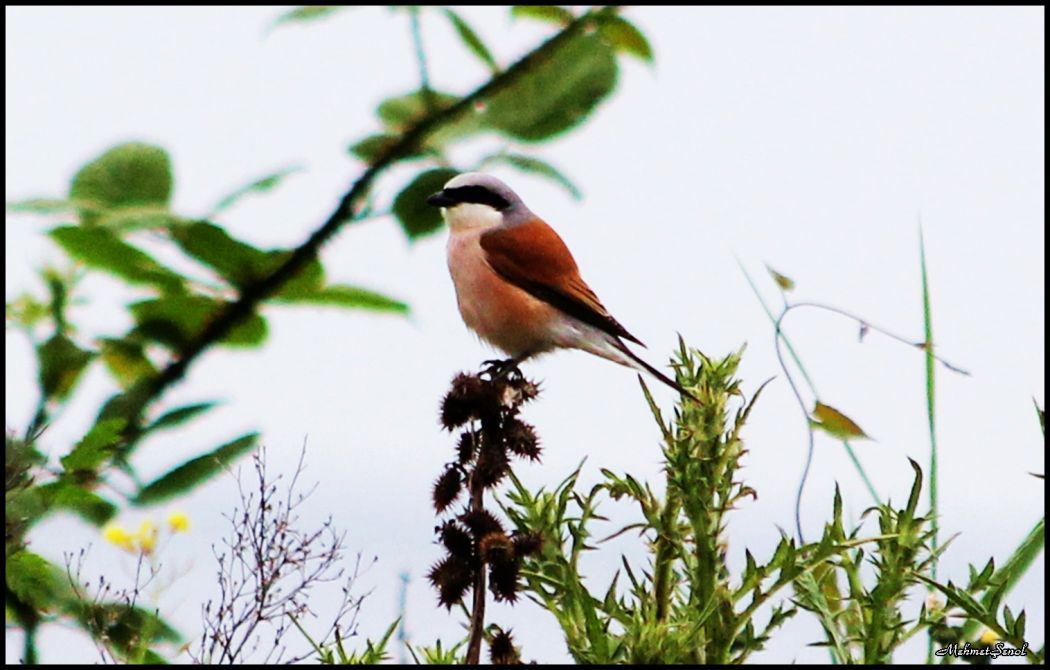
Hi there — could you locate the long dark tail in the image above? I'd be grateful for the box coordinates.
[611,339,700,403]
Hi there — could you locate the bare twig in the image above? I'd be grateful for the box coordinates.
[63,545,163,664]
[196,444,370,664]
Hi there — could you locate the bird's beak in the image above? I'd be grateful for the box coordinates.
[426,190,456,208]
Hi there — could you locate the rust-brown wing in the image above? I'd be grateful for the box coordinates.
[479,218,644,346]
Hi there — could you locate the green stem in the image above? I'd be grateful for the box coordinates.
[23,622,39,665]
[652,498,678,622]
[919,226,939,663]
[736,259,881,523]
[407,7,434,110]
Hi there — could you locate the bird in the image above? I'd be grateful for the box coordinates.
[426,172,696,400]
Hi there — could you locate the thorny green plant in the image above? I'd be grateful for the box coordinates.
[494,344,1041,664]
[743,248,1042,663]
[501,345,846,663]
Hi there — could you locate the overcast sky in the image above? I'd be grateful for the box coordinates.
[5,6,1044,663]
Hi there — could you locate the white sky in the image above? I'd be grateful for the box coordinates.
[5,6,1044,664]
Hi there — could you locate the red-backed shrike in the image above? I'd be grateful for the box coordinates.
[427,172,694,398]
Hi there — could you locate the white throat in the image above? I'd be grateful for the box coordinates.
[442,203,503,233]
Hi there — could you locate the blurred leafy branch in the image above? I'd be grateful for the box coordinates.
[5,5,653,662]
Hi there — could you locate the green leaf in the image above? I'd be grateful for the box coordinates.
[76,603,181,661]
[210,166,302,215]
[272,5,346,28]
[6,292,50,329]
[96,208,183,232]
[366,89,485,152]
[271,255,326,298]
[484,154,581,199]
[49,226,186,293]
[61,418,127,473]
[378,89,461,134]
[511,5,574,25]
[349,134,437,165]
[273,284,409,314]
[481,31,618,142]
[959,518,1045,642]
[133,433,259,505]
[810,401,870,440]
[6,436,45,488]
[904,457,923,520]
[148,402,218,432]
[596,15,653,63]
[69,142,172,225]
[171,221,323,298]
[37,334,94,401]
[443,9,499,73]
[130,295,268,349]
[1035,399,1044,437]
[6,550,75,611]
[99,337,158,390]
[169,221,271,288]
[43,267,71,333]
[37,482,118,526]
[393,168,460,240]
[765,264,795,292]
[350,134,399,164]
[95,378,154,426]
[6,198,85,214]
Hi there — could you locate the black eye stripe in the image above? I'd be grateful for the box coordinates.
[443,185,510,210]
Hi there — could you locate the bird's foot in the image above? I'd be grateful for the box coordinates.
[480,358,524,381]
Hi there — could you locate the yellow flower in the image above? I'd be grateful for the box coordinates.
[103,524,137,553]
[167,511,190,533]
[979,628,1001,645]
[136,518,158,554]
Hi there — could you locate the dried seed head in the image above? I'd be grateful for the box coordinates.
[506,376,540,406]
[460,509,504,539]
[457,430,479,465]
[475,443,510,488]
[479,531,513,564]
[440,373,492,430]
[438,520,473,561]
[489,627,521,665]
[511,531,543,558]
[432,466,463,514]
[427,555,473,610]
[503,418,541,461]
[489,557,521,603]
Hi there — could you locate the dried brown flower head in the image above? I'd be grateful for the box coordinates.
[503,418,541,461]
[427,555,474,610]
[438,520,473,562]
[511,531,543,558]
[432,466,463,514]
[489,627,522,664]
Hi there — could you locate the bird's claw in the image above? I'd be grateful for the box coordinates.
[481,358,523,381]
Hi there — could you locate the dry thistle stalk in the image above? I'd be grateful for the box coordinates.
[430,365,543,665]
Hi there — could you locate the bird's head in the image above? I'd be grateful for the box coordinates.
[426,172,523,232]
